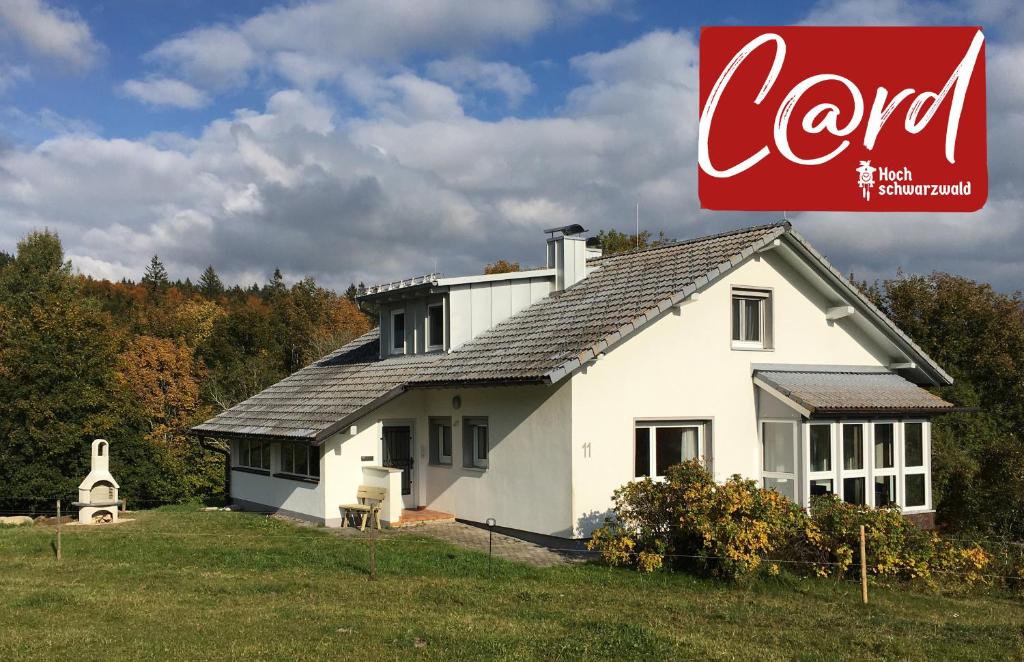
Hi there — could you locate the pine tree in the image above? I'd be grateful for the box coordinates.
[199,265,224,299]
[142,255,169,293]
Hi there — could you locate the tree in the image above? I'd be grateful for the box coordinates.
[0,231,139,509]
[867,272,1024,538]
[484,259,521,274]
[142,255,169,293]
[595,229,672,255]
[199,265,224,299]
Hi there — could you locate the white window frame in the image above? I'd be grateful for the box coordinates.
[871,421,898,507]
[731,287,770,350]
[472,423,488,469]
[437,421,452,465]
[390,308,406,355]
[839,421,869,506]
[760,419,799,501]
[634,421,704,481]
[426,303,444,352]
[901,420,931,513]
[805,421,837,506]
[804,420,931,512]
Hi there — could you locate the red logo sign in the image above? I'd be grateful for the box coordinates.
[698,27,987,211]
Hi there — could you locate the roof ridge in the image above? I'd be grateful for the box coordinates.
[589,220,790,262]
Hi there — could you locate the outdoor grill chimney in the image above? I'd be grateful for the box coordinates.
[544,224,588,291]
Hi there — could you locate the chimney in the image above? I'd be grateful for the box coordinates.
[544,224,588,291]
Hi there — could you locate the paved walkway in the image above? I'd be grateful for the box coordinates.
[327,519,576,567]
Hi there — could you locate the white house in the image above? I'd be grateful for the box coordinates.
[192,222,955,539]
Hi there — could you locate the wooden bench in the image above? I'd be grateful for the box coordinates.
[340,486,386,531]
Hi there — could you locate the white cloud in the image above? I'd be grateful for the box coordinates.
[0,0,101,69]
[134,0,570,97]
[3,5,1024,294]
[121,78,210,110]
[0,62,30,93]
[426,57,535,106]
[147,26,256,90]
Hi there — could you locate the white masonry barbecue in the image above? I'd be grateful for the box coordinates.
[74,439,121,524]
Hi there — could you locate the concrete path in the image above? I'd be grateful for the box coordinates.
[327,519,575,568]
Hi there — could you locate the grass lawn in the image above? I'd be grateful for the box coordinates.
[1,507,1021,660]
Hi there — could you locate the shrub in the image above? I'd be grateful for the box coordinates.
[588,460,804,579]
[589,460,996,589]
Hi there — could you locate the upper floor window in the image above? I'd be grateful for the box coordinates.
[391,309,406,354]
[732,287,772,350]
[427,303,444,351]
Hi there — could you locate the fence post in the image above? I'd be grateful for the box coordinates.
[368,509,377,581]
[859,525,868,605]
[56,500,62,562]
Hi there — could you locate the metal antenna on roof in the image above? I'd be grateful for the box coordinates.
[635,198,640,249]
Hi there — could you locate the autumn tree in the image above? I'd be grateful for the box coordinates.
[484,259,521,274]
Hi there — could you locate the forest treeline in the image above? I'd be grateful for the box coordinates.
[0,230,371,509]
[0,228,1022,541]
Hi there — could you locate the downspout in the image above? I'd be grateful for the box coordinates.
[198,436,231,506]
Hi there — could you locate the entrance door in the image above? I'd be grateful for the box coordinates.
[382,425,415,508]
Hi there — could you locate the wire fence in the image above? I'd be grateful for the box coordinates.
[3,499,1022,594]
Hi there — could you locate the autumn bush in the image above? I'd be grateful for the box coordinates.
[588,460,998,590]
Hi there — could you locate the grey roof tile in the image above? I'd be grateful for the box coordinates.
[193,221,952,441]
[754,369,955,415]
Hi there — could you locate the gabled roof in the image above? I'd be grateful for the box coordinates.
[192,221,953,443]
[753,368,955,417]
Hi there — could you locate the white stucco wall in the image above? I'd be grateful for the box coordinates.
[568,249,893,536]
[320,382,574,536]
[230,442,324,521]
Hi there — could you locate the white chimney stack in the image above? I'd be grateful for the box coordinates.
[544,224,589,291]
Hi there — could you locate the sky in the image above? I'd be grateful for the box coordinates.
[0,0,1021,292]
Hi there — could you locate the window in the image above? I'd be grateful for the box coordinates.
[808,423,834,499]
[280,441,320,478]
[427,303,444,351]
[762,420,797,501]
[903,422,928,508]
[429,417,452,465]
[235,438,271,471]
[731,288,771,349]
[390,309,406,354]
[872,423,897,506]
[840,423,867,504]
[462,417,489,469]
[635,421,703,479]
[799,420,930,511]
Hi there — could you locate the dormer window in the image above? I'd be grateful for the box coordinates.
[731,287,772,350]
[427,303,444,352]
[391,309,406,355]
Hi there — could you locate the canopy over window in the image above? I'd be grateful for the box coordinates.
[753,367,956,418]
